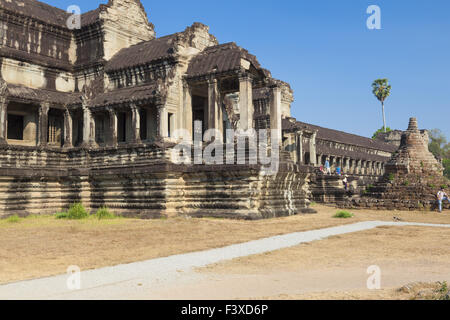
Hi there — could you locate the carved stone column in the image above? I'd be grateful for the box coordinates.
[131,104,141,144]
[38,103,50,147]
[309,131,317,166]
[296,131,303,165]
[239,74,253,131]
[0,98,8,145]
[207,77,219,130]
[183,81,193,139]
[157,104,168,140]
[81,105,93,147]
[270,86,282,146]
[107,107,118,147]
[63,108,73,148]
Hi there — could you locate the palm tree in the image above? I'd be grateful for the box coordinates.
[372,79,392,133]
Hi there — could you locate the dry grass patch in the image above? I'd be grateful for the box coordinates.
[0,205,449,284]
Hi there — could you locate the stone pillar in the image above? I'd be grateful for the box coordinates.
[63,109,73,148]
[357,159,362,175]
[270,85,282,145]
[81,105,93,146]
[131,104,141,144]
[345,157,350,173]
[38,103,50,146]
[183,82,193,140]
[296,131,303,165]
[239,74,253,131]
[157,104,168,140]
[107,107,118,147]
[208,77,219,130]
[0,99,8,144]
[309,131,317,166]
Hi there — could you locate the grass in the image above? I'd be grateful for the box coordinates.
[333,211,354,219]
[94,207,117,220]
[388,173,395,181]
[6,215,21,223]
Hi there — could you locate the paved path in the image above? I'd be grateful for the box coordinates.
[1,221,449,300]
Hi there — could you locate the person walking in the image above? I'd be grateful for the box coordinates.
[437,188,450,213]
[325,159,331,175]
[343,175,349,191]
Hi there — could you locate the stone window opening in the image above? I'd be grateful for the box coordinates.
[118,112,127,143]
[140,108,147,141]
[7,114,24,140]
[95,114,108,145]
[47,109,64,146]
[168,112,174,138]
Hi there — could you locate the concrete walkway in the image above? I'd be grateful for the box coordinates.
[1,221,449,300]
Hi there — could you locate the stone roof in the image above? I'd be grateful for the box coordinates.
[7,84,81,105]
[90,84,161,107]
[80,8,101,27]
[283,118,397,153]
[105,34,178,71]
[187,42,262,77]
[0,0,107,29]
[0,0,70,28]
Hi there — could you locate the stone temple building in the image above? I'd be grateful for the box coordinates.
[0,0,399,218]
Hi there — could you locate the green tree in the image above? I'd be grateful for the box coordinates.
[372,126,392,140]
[428,129,450,180]
[429,129,449,158]
[372,79,392,133]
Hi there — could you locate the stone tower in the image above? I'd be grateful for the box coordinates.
[346,117,448,211]
[385,118,443,176]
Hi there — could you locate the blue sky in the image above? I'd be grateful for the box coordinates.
[45,0,450,139]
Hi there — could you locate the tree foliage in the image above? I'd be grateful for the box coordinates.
[372,79,392,103]
[372,127,392,139]
[428,129,450,179]
[372,79,392,132]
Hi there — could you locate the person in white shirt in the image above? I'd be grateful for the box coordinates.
[437,188,450,213]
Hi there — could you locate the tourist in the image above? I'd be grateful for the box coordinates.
[437,188,450,213]
[343,175,348,191]
[325,159,331,175]
[336,166,342,176]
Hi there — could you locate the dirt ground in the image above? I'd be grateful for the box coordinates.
[193,226,450,300]
[256,282,450,300]
[0,205,449,286]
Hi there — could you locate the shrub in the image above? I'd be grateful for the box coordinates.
[334,211,354,219]
[388,173,395,181]
[56,203,89,220]
[55,212,68,219]
[6,215,20,223]
[95,207,116,220]
[441,185,448,190]
[403,180,410,186]
[67,203,89,219]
